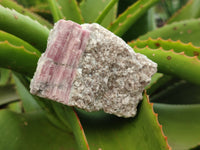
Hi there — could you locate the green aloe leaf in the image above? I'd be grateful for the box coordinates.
[0,5,49,51]
[29,3,52,21]
[0,28,89,149]
[117,0,156,41]
[0,85,19,106]
[145,73,174,96]
[52,102,89,150]
[167,0,200,24]
[78,92,170,150]
[122,8,156,41]
[131,46,200,85]
[95,0,119,24]
[0,109,78,150]
[151,81,200,104]
[13,74,69,131]
[13,73,89,150]
[48,0,84,23]
[154,103,200,150]
[15,0,47,8]
[7,101,22,113]
[139,19,200,46]
[0,31,41,79]
[0,41,39,77]
[108,0,159,36]
[146,73,164,91]
[80,0,117,27]
[0,0,52,28]
[13,73,41,112]
[29,2,50,12]
[0,30,41,56]
[56,0,84,24]
[47,0,64,22]
[0,68,11,86]
[34,97,70,131]
[129,38,200,59]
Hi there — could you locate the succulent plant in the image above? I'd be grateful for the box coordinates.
[0,0,200,150]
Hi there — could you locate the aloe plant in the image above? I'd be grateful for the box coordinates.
[0,0,200,150]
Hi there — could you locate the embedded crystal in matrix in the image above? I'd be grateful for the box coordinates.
[30,19,157,118]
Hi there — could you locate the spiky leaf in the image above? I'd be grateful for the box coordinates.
[56,0,84,24]
[129,38,200,59]
[108,0,159,36]
[14,74,90,150]
[0,109,78,150]
[139,19,200,46]
[78,93,170,150]
[0,5,49,51]
[0,41,39,77]
[132,46,200,84]
[95,0,119,24]
[154,103,200,150]
[0,0,52,28]
[80,0,117,27]
[0,30,41,56]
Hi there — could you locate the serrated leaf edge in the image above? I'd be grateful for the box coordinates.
[134,37,200,48]
[108,0,159,36]
[129,37,200,60]
[0,40,40,58]
[134,45,200,62]
[73,108,90,150]
[144,91,172,150]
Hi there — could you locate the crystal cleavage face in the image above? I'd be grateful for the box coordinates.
[30,19,157,118]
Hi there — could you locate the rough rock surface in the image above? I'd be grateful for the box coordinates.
[30,19,157,118]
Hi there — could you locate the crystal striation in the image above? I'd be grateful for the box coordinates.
[30,19,157,118]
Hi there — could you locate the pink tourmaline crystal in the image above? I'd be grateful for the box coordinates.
[30,20,90,104]
[30,19,157,118]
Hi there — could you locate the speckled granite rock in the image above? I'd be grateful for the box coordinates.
[30,19,157,118]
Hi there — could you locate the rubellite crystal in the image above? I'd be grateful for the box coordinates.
[30,19,157,118]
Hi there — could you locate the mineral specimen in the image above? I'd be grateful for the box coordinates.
[30,19,157,118]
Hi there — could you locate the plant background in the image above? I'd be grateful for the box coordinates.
[0,0,200,150]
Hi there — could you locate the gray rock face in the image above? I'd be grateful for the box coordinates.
[30,19,157,118]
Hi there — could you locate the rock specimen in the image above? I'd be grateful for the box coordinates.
[30,19,157,118]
